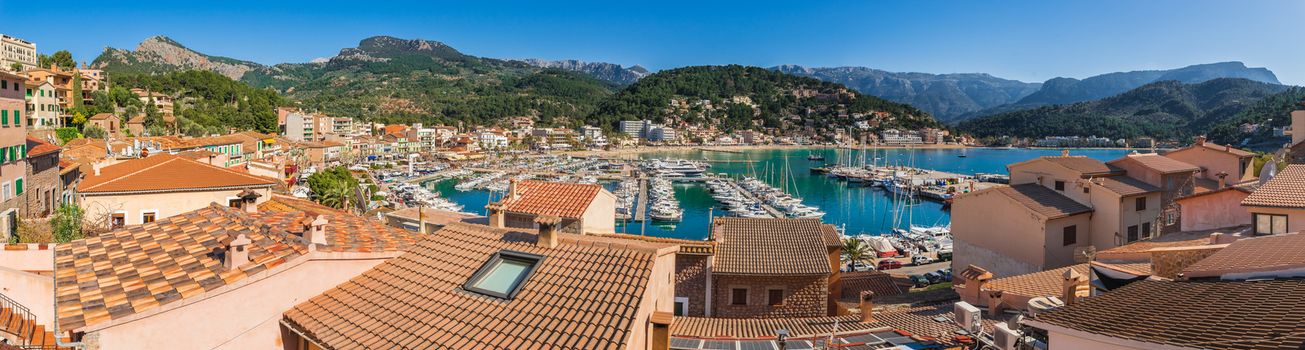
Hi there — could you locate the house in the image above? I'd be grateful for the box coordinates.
[486,179,616,234]
[1240,164,1305,235]
[1106,153,1200,233]
[125,115,145,136]
[130,88,174,117]
[49,202,425,350]
[1174,181,1258,232]
[86,113,121,136]
[0,71,27,239]
[22,135,61,218]
[24,68,73,110]
[953,154,1163,278]
[23,79,62,129]
[280,220,679,350]
[299,140,344,165]
[701,217,841,318]
[76,154,277,228]
[1162,136,1255,183]
[1023,233,1305,350]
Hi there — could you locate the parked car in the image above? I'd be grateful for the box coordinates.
[909,274,931,288]
[937,268,953,282]
[924,272,944,284]
[850,261,870,272]
[877,259,903,270]
[912,255,933,266]
[937,250,953,261]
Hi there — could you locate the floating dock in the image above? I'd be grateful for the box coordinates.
[724,179,785,218]
[633,178,649,222]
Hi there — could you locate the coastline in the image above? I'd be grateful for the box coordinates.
[565,143,968,158]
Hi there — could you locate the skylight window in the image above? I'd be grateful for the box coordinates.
[465,250,543,299]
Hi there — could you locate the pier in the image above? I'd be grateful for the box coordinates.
[633,178,649,222]
[724,179,785,218]
[694,147,744,154]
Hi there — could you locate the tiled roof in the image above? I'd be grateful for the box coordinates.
[989,184,1093,219]
[711,217,833,276]
[1184,179,1258,199]
[1183,233,1305,279]
[1096,226,1246,259]
[250,211,423,253]
[257,195,343,214]
[25,135,59,157]
[89,113,114,121]
[984,264,1089,298]
[384,207,477,227]
[1094,176,1161,196]
[77,154,275,194]
[282,222,668,350]
[672,301,1010,347]
[55,204,310,330]
[1195,142,1256,157]
[1242,164,1305,208]
[1093,261,1153,276]
[1039,156,1121,175]
[838,270,905,300]
[1108,153,1199,174]
[1030,279,1305,350]
[500,180,603,218]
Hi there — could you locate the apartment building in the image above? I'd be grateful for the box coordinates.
[0,34,36,71]
[23,79,62,129]
[0,71,27,240]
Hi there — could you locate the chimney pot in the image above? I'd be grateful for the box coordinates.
[1062,268,1085,305]
[307,215,329,252]
[535,215,561,248]
[859,291,876,322]
[223,233,252,271]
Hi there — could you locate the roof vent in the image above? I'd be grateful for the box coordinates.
[219,232,251,271]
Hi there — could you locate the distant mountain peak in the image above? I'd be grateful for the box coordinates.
[519,58,649,85]
[91,35,263,80]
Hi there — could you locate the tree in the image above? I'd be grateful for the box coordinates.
[7,62,21,72]
[50,203,86,243]
[37,54,51,69]
[306,166,361,211]
[842,237,873,270]
[71,75,84,108]
[51,50,75,70]
[83,124,107,139]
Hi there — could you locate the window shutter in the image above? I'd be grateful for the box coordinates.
[15,179,22,196]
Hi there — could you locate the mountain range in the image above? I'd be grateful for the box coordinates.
[955,78,1290,141]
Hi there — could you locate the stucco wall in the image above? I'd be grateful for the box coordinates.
[580,191,616,234]
[85,256,388,350]
[0,244,54,272]
[1165,146,1252,182]
[1042,214,1093,269]
[80,187,271,227]
[952,189,1051,276]
[0,266,53,326]
[711,275,828,318]
[1245,206,1305,234]
[1009,160,1092,205]
[626,250,677,350]
[1178,191,1251,232]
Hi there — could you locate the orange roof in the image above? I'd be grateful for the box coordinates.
[710,217,835,276]
[382,124,407,136]
[281,222,667,349]
[1016,156,1122,176]
[1183,233,1305,279]
[983,263,1090,298]
[500,180,604,218]
[25,135,59,157]
[980,184,1093,219]
[89,113,115,121]
[258,194,344,214]
[78,154,276,194]
[250,211,423,253]
[1107,153,1200,174]
[1243,164,1305,208]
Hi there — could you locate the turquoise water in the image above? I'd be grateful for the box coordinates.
[431,148,1132,240]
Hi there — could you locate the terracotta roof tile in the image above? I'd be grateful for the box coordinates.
[500,180,604,218]
[1183,233,1305,279]
[1108,153,1200,174]
[77,154,275,194]
[1243,164,1305,208]
[25,135,59,157]
[838,270,905,300]
[55,204,309,331]
[1039,156,1122,175]
[984,264,1089,298]
[672,301,1010,347]
[257,195,343,214]
[282,222,665,349]
[250,211,423,253]
[1094,176,1161,196]
[986,184,1093,219]
[711,217,833,275]
[1197,142,1256,157]
[1030,279,1305,350]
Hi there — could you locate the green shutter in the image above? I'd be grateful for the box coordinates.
[1,110,7,126]
[14,110,19,126]
[14,178,22,196]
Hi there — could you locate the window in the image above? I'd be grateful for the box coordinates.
[1083,187,1090,194]
[1254,213,1288,235]
[731,288,748,306]
[1062,225,1077,246]
[1165,209,1178,226]
[1054,180,1065,191]
[111,213,125,229]
[1135,197,1146,211]
[227,198,242,208]
[1142,222,1151,239]
[464,250,543,299]
[142,212,156,224]
[1126,225,1139,243]
[767,289,785,306]
[1,110,7,126]
[13,178,21,196]
[673,297,689,316]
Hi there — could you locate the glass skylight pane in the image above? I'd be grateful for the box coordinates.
[473,258,531,294]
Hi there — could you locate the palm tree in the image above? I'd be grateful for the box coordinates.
[842,237,873,270]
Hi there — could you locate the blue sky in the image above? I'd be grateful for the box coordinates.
[3,0,1302,84]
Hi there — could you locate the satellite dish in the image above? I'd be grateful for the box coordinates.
[1008,314,1024,330]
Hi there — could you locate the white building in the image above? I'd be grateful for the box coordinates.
[284,112,316,142]
[24,80,62,129]
[1,34,36,71]
[881,129,922,144]
[619,120,651,138]
[649,126,677,142]
[476,131,509,150]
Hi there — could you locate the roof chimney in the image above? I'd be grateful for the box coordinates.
[221,232,251,271]
[1195,136,1206,146]
[1061,149,1069,157]
[508,178,522,201]
[307,215,329,252]
[1062,268,1086,305]
[859,291,876,323]
[650,311,673,350]
[1216,171,1229,189]
[535,215,561,248]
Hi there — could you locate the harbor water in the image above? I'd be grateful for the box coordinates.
[430,147,1132,240]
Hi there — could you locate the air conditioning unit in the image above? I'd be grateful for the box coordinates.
[954,301,981,334]
[993,322,1021,350]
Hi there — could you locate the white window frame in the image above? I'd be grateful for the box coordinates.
[2,182,11,201]
[226,196,242,208]
[111,210,127,229]
[674,297,689,316]
[140,209,159,224]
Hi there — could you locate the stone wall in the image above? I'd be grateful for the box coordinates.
[1151,246,1224,279]
[22,151,61,218]
[712,274,828,318]
[674,254,709,317]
